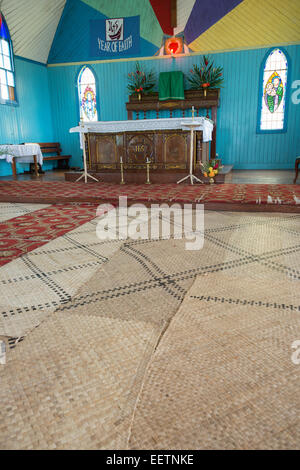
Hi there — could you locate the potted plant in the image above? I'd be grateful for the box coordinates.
[188,56,224,97]
[127,62,156,101]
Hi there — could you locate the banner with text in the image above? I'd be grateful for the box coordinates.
[90,16,140,58]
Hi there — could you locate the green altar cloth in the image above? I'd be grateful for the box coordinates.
[158,71,185,101]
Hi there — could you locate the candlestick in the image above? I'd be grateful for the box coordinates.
[192,106,195,120]
[145,158,151,185]
[120,157,125,184]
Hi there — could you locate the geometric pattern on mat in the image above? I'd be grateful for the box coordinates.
[0,181,299,207]
[0,203,99,267]
[0,211,299,449]
[128,274,300,450]
[0,202,50,223]
[0,216,123,340]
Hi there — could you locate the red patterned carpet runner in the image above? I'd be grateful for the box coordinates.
[0,181,299,207]
[0,203,98,267]
[0,181,299,266]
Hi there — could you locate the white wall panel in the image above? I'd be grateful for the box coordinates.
[1,0,66,63]
[174,0,196,35]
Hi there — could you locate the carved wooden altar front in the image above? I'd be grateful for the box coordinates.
[87,128,208,183]
[88,129,199,171]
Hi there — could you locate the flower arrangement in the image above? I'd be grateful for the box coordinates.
[188,55,224,96]
[127,62,156,100]
[200,158,223,184]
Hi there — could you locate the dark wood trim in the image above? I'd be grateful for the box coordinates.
[211,106,217,159]
[294,158,300,184]
[126,89,219,114]
[43,155,71,161]
[11,158,17,179]
[33,155,39,177]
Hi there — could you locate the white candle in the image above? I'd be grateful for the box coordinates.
[120,156,123,164]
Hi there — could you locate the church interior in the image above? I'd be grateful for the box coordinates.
[0,0,299,451]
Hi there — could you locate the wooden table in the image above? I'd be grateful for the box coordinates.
[0,144,43,178]
[11,154,39,177]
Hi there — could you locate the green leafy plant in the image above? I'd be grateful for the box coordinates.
[188,56,224,92]
[127,62,156,97]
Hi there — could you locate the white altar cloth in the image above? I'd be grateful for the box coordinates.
[0,144,43,165]
[70,117,214,147]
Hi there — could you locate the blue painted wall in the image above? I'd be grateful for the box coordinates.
[48,0,158,64]
[0,57,54,176]
[48,44,300,169]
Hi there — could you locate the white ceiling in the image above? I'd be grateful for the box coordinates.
[174,0,196,35]
[1,0,66,63]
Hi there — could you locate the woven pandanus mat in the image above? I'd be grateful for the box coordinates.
[0,213,234,449]
[0,310,162,450]
[0,239,197,448]
[128,273,300,450]
[0,211,299,449]
[0,218,123,341]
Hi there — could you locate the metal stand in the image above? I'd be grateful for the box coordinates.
[177,121,203,185]
[76,124,99,183]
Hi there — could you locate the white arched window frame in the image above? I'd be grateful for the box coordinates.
[0,13,16,104]
[258,48,289,133]
[77,66,98,122]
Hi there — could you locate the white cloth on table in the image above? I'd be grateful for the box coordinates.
[0,144,43,165]
[69,117,214,147]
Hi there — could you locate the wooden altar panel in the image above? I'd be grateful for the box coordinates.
[95,135,117,169]
[163,132,188,169]
[87,129,201,176]
[125,132,156,167]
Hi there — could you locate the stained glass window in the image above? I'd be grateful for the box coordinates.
[259,48,288,131]
[0,13,15,103]
[78,66,98,122]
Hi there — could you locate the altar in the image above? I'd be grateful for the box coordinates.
[69,117,214,184]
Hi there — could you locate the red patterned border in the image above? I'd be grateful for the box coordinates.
[1,181,300,266]
[0,203,98,267]
[0,181,299,206]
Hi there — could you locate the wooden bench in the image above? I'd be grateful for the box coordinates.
[39,143,71,170]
